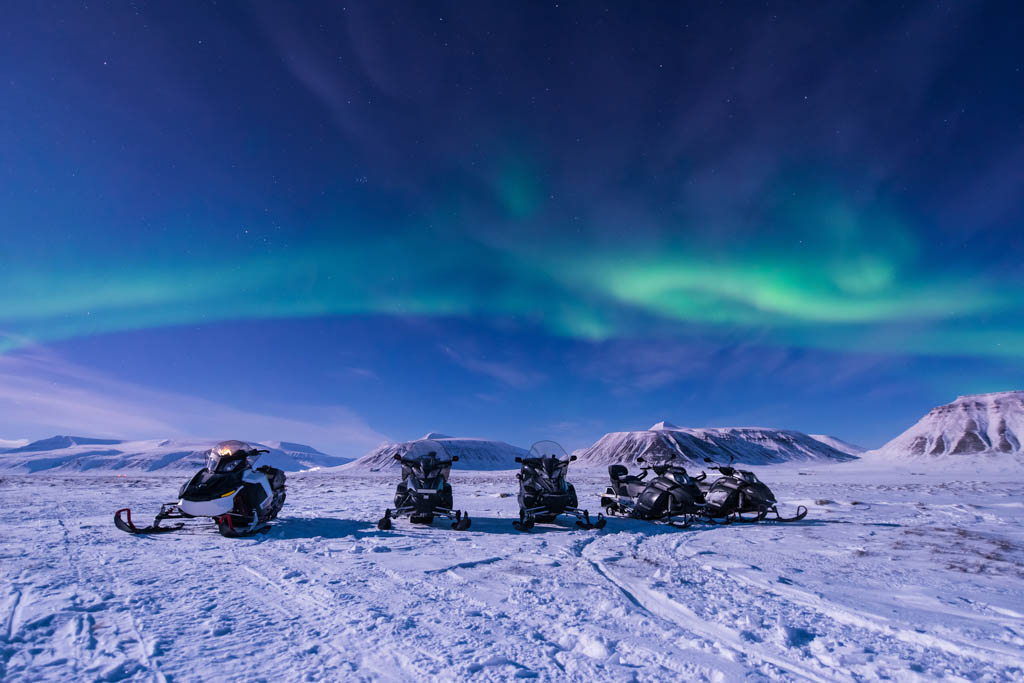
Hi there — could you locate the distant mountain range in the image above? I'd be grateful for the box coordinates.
[868,391,1024,460]
[6,394,1017,474]
[338,433,527,472]
[573,422,858,466]
[0,436,350,473]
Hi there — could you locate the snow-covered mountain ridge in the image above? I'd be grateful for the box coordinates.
[0,436,350,473]
[808,434,865,456]
[575,422,858,466]
[869,391,1024,460]
[340,433,528,471]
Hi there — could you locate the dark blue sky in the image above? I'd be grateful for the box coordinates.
[1,1,1021,455]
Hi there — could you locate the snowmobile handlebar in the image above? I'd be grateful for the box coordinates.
[392,454,458,464]
[702,457,735,476]
[514,455,577,463]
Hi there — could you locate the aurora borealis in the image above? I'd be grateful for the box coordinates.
[1,2,1022,453]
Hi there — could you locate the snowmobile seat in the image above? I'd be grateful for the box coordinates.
[608,465,629,479]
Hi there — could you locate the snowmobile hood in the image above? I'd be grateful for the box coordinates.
[521,456,568,480]
[178,467,245,501]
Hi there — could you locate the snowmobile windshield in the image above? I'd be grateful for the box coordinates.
[205,440,257,473]
[528,440,569,461]
[396,439,454,466]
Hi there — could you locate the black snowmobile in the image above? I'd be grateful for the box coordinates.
[114,440,287,538]
[377,440,471,531]
[600,455,706,527]
[698,457,808,523]
[512,440,605,531]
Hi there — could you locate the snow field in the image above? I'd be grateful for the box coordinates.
[1,465,1022,681]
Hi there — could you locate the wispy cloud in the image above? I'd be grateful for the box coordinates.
[440,344,546,389]
[0,347,388,457]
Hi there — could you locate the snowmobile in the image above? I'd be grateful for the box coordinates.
[600,455,706,527]
[114,440,287,538]
[377,440,471,531]
[697,457,808,523]
[512,440,605,531]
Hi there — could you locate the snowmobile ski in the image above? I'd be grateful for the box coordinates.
[114,507,184,534]
[601,457,706,527]
[697,458,808,525]
[512,441,605,532]
[113,441,287,538]
[376,440,473,531]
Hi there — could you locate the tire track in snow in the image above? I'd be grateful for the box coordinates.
[2,588,21,643]
[584,543,834,682]
[724,566,1024,669]
[547,532,754,680]
[235,547,439,678]
[58,505,168,683]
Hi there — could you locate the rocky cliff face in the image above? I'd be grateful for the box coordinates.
[871,392,1024,459]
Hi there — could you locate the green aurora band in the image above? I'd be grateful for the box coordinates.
[1,193,1020,359]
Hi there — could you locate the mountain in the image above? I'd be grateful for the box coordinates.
[5,435,123,453]
[259,441,351,468]
[340,433,528,472]
[0,436,349,473]
[868,391,1024,460]
[808,434,865,456]
[574,421,858,466]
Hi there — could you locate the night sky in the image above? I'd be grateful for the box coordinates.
[1,2,1022,455]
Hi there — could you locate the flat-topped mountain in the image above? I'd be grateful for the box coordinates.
[574,422,857,466]
[340,433,528,472]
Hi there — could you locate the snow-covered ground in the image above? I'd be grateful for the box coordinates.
[2,462,1022,681]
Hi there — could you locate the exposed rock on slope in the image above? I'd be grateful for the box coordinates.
[575,422,857,466]
[869,391,1024,459]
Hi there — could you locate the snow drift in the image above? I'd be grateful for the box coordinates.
[340,433,528,471]
[575,422,857,466]
[868,391,1024,460]
[0,435,349,473]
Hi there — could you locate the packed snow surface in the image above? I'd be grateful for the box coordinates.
[2,462,1021,681]
[576,424,857,466]
[0,436,349,473]
[869,391,1024,460]
[341,434,528,471]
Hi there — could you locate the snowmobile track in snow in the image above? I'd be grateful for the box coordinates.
[1,468,1023,681]
[584,531,830,682]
